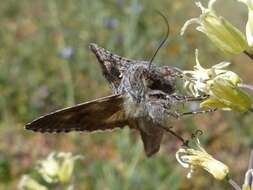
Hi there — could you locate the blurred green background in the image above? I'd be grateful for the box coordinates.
[0,0,253,189]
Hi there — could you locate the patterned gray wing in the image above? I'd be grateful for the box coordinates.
[89,43,148,93]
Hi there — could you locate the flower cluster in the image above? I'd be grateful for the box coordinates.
[181,0,253,56]
[183,49,252,112]
[181,0,248,56]
[180,0,253,112]
[18,152,83,190]
[177,1,253,188]
[37,152,83,184]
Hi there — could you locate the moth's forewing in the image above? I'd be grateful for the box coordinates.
[89,43,137,93]
[25,95,129,133]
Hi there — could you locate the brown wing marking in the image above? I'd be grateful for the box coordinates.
[25,95,129,133]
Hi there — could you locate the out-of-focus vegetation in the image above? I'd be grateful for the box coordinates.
[0,0,253,189]
[18,152,83,190]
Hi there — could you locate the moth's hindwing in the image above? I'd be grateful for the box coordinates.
[25,95,129,133]
[139,124,164,157]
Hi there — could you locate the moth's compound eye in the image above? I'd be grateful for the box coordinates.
[110,66,122,78]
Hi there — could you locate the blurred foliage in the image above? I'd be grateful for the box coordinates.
[0,0,253,189]
[18,152,83,190]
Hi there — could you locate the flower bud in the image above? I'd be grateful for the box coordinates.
[201,78,252,112]
[37,153,59,183]
[58,153,83,183]
[181,1,248,56]
[176,138,229,180]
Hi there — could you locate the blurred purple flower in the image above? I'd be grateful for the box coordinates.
[103,17,119,30]
[131,2,143,14]
[60,47,75,59]
[116,34,124,45]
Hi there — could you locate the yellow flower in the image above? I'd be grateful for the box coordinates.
[57,152,83,183]
[18,175,47,190]
[201,78,252,112]
[37,152,59,183]
[184,49,241,96]
[37,152,83,184]
[184,50,252,112]
[181,0,248,56]
[176,138,229,180]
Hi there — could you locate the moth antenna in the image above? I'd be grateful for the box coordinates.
[148,11,170,70]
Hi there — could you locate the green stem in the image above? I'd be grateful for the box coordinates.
[62,60,75,106]
[48,1,75,106]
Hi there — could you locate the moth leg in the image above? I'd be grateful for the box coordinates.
[166,110,180,119]
[171,94,209,102]
[181,108,217,116]
[157,124,188,146]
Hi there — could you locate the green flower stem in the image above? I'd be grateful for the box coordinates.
[48,1,75,106]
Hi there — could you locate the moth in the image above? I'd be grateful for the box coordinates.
[25,42,208,157]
